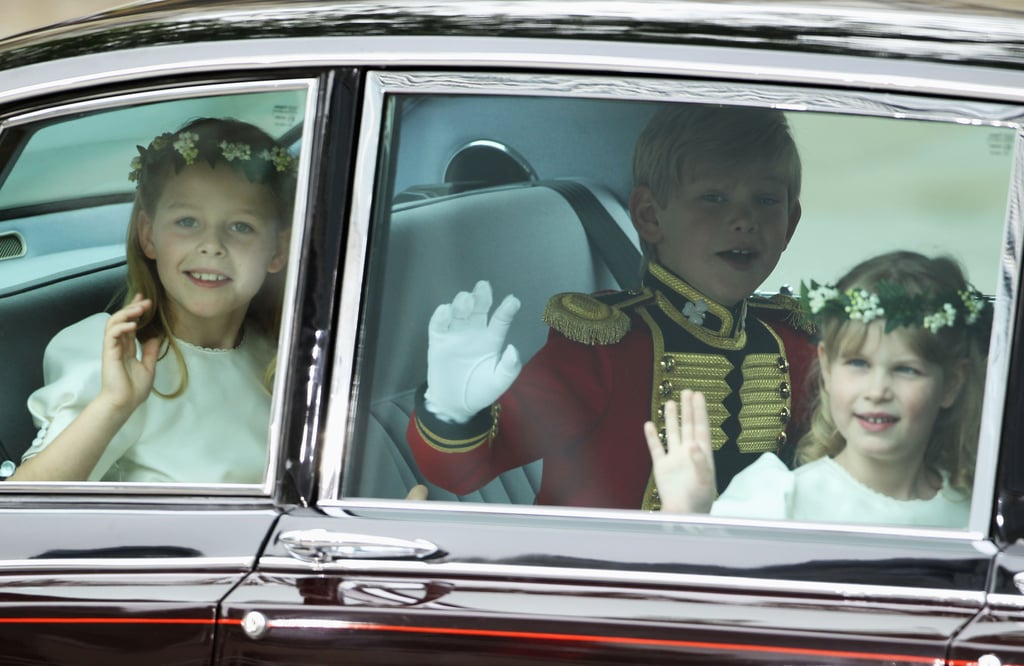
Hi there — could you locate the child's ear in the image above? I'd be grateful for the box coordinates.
[817,342,832,393]
[784,200,802,246]
[940,358,969,409]
[137,211,157,260]
[629,186,663,244]
[266,229,289,274]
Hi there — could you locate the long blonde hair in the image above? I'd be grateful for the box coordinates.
[795,251,987,493]
[122,117,295,397]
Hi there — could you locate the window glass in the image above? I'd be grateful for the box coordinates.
[773,114,1011,295]
[0,90,306,294]
[0,85,310,487]
[343,75,1013,534]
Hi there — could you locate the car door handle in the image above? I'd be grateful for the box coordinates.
[1014,572,1024,595]
[278,529,442,563]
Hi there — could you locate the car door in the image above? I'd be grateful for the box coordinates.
[216,36,1024,665]
[950,332,1024,666]
[953,548,1024,666]
[0,60,323,663]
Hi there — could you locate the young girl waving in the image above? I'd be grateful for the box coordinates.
[645,251,989,528]
[11,117,295,483]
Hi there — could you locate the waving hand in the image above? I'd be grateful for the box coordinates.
[644,390,717,514]
[424,280,522,423]
[99,294,161,412]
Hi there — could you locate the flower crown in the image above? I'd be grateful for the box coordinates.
[798,279,992,335]
[128,129,297,185]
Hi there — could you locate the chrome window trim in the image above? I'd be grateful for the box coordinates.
[988,592,1024,611]
[255,555,988,609]
[319,491,991,545]
[0,78,314,128]
[0,506,276,513]
[0,482,279,497]
[317,72,384,499]
[360,70,1024,123]
[269,83,321,497]
[0,556,254,573]
[0,78,320,498]
[979,133,1024,529]
[8,36,1024,109]
[321,69,1022,541]
[317,495,992,543]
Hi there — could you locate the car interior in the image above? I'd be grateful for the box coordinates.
[343,85,1015,509]
[0,77,1015,527]
[0,88,307,475]
[345,94,665,502]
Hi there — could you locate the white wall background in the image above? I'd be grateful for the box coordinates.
[770,113,1014,295]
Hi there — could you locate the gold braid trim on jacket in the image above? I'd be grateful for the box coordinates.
[543,292,630,345]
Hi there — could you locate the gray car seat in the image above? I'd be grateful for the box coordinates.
[0,264,125,470]
[349,179,640,503]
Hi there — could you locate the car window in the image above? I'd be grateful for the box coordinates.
[0,89,306,294]
[335,72,1016,535]
[0,82,314,488]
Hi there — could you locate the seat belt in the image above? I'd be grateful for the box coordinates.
[540,180,642,290]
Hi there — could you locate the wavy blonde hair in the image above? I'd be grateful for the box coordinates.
[632,103,802,273]
[121,117,294,397]
[795,251,987,493]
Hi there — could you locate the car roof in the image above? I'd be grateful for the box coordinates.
[2,0,1024,71]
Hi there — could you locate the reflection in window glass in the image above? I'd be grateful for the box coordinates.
[0,88,307,485]
[347,90,1009,533]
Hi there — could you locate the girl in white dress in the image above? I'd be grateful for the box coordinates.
[11,118,295,483]
[645,251,989,528]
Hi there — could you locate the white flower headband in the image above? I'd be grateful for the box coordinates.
[128,129,297,185]
[799,280,990,336]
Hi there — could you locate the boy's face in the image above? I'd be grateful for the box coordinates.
[630,162,800,307]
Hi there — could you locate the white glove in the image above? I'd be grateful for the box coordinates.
[424,280,522,423]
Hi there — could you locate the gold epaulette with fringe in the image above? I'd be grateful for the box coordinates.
[543,292,631,345]
[750,292,816,335]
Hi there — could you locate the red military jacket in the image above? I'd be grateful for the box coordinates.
[408,262,816,509]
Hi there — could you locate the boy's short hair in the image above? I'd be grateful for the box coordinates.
[632,103,802,209]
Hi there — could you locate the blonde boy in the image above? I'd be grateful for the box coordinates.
[408,103,815,508]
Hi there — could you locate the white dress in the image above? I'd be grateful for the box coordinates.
[710,452,970,528]
[24,313,275,483]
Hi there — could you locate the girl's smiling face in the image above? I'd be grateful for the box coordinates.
[820,321,962,469]
[138,162,287,348]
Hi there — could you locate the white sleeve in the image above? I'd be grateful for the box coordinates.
[710,452,796,521]
[23,313,143,481]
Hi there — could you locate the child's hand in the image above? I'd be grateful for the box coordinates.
[424,280,522,423]
[644,391,717,514]
[98,294,161,413]
[404,484,429,500]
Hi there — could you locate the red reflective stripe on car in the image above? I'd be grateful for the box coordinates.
[274,621,947,664]
[0,618,217,624]
[8,617,1002,664]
